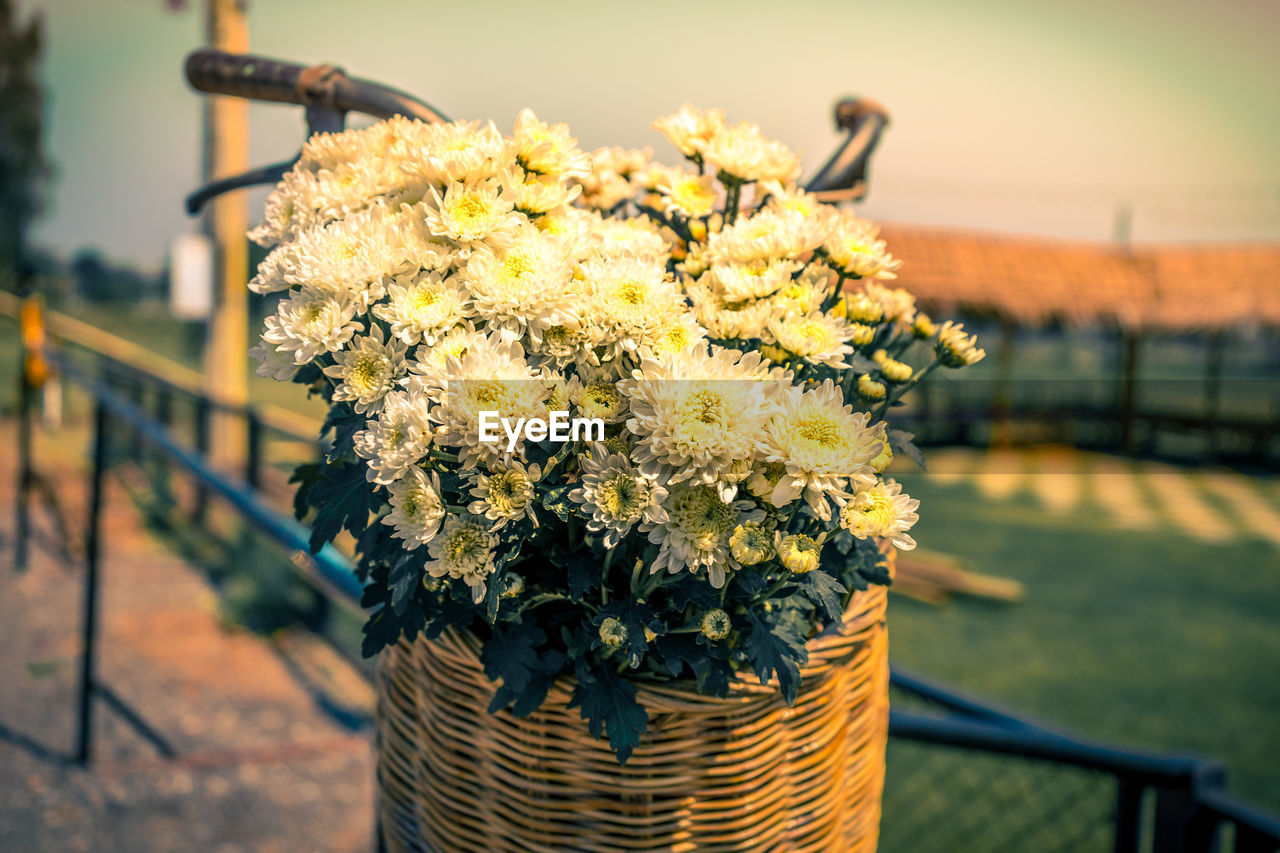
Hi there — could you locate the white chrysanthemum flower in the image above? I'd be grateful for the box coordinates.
[570,380,628,423]
[619,346,784,497]
[261,286,362,365]
[578,146,652,209]
[511,108,591,179]
[765,311,856,368]
[424,178,521,250]
[249,168,319,247]
[400,119,508,184]
[839,479,920,551]
[527,324,595,371]
[249,341,299,381]
[372,270,469,346]
[823,214,902,280]
[761,380,882,521]
[685,277,778,341]
[508,169,582,215]
[643,312,708,360]
[462,225,578,343]
[582,254,687,357]
[769,265,837,317]
[412,331,550,467]
[706,258,802,302]
[586,213,672,263]
[656,171,719,219]
[353,389,434,485]
[322,327,408,414]
[299,115,431,174]
[863,282,920,328]
[935,320,986,368]
[761,180,825,220]
[406,322,487,374]
[708,207,823,264]
[468,460,541,529]
[701,121,802,185]
[425,516,498,603]
[651,104,726,159]
[261,201,450,303]
[570,445,669,548]
[648,485,764,588]
[383,467,446,550]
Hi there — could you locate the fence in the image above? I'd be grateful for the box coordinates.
[8,303,1280,852]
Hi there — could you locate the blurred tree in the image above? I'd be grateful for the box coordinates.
[0,0,50,280]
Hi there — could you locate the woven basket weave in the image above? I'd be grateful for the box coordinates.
[376,577,889,853]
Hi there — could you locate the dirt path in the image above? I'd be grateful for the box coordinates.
[0,420,377,852]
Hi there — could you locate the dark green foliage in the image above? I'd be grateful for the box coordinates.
[745,609,809,704]
[568,661,649,764]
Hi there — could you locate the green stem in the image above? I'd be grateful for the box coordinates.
[870,360,940,422]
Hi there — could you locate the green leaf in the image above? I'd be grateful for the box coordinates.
[305,461,377,554]
[888,428,927,470]
[480,622,546,695]
[797,570,847,628]
[654,636,732,697]
[745,610,808,704]
[552,548,600,601]
[361,603,424,658]
[288,462,320,522]
[568,662,649,764]
[488,647,566,717]
[387,553,422,616]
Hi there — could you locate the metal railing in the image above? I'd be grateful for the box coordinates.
[9,316,1280,851]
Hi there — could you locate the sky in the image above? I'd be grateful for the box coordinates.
[18,0,1280,270]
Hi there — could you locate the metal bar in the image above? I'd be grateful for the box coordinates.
[1198,788,1280,850]
[888,710,1221,787]
[54,359,362,604]
[1114,780,1145,853]
[246,409,262,491]
[890,666,1057,733]
[95,683,176,758]
[194,396,211,523]
[75,399,109,765]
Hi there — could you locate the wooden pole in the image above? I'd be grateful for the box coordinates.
[202,0,249,469]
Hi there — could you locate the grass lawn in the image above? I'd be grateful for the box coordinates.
[888,471,1280,811]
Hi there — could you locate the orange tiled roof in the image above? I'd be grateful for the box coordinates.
[879,223,1280,331]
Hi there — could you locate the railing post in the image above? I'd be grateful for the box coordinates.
[75,399,109,765]
[1114,780,1145,853]
[1152,763,1228,853]
[193,396,212,523]
[246,408,262,491]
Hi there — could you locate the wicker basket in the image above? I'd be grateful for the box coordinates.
[376,575,890,853]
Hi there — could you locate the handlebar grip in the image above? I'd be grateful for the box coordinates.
[185,49,313,106]
[184,49,451,124]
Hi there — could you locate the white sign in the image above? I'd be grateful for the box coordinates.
[169,233,213,320]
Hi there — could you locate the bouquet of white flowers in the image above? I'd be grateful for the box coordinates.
[251,104,984,761]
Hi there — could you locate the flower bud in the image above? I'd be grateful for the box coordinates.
[700,609,732,641]
[777,533,821,574]
[598,617,628,648]
[880,358,913,384]
[857,374,887,401]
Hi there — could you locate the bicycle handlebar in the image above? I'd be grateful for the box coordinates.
[184,49,451,124]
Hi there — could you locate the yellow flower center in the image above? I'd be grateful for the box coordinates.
[598,473,647,521]
[793,414,845,451]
